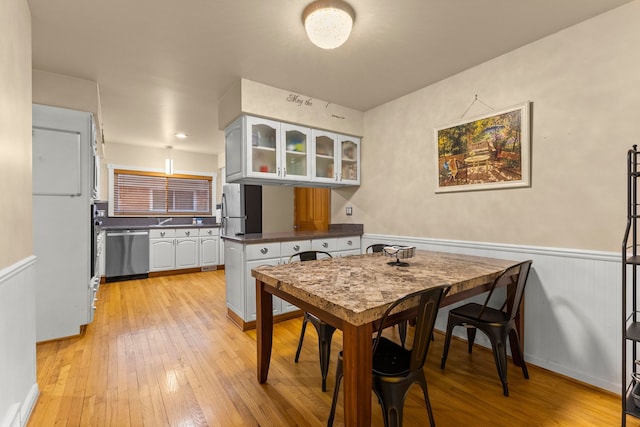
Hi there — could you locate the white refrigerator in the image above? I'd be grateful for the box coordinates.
[32,104,97,342]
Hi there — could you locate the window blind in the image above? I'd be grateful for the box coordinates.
[113,169,212,216]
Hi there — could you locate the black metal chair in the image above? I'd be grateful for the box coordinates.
[328,285,450,427]
[440,260,533,396]
[289,250,335,392]
[367,243,408,348]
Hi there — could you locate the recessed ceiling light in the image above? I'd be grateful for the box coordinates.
[174,132,188,139]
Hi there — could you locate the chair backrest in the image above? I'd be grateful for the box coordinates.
[478,260,533,322]
[288,250,332,263]
[373,285,450,372]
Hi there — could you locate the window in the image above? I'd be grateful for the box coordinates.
[111,169,213,216]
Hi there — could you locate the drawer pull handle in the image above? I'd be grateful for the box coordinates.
[322,242,328,248]
[293,245,300,251]
[160,231,165,237]
[261,248,269,254]
[186,231,190,236]
[208,230,212,235]
[347,240,352,245]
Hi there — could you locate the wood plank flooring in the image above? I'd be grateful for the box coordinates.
[28,271,638,426]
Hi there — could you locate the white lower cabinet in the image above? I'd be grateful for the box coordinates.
[199,228,220,267]
[150,228,218,272]
[176,235,199,269]
[224,235,361,328]
[149,229,176,271]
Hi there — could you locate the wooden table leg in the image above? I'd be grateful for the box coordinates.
[256,280,273,383]
[342,322,372,427]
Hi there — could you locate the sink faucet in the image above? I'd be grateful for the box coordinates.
[157,217,173,226]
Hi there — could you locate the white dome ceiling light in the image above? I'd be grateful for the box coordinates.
[302,0,355,50]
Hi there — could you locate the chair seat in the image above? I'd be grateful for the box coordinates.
[372,337,411,377]
[450,302,510,324]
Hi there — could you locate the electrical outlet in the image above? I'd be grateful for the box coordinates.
[346,206,353,216]
[97,210,106,217]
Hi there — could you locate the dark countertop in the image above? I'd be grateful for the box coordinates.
[221,224,363,244]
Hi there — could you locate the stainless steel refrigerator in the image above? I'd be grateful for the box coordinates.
[221,183,262,236]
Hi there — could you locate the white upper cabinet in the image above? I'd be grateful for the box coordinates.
[312,130,360,185]
[225,115,359,187]
[281,123,311,181]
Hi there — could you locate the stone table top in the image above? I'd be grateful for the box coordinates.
[252,250,521,326]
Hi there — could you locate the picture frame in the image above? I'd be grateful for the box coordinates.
[434,101,531,193]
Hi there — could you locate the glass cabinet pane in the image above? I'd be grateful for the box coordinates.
[251,123,277,174]
[285,129,307,177]
[341,139,358,181]
[315,135,335,179]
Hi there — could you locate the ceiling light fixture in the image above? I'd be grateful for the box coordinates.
[302,0,355,50]
[165,145,174,175]
[174,132,188,139]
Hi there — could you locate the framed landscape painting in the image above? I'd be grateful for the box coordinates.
[435,101,531,193]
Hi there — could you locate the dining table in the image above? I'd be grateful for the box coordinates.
[251,249,526,427]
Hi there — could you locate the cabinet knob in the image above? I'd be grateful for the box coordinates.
[208,230,212,235]
[347,240,352,246]
[160,231,165,237]
[261,247,269,254]
[186,231,190,236]
[322,242,328,248]
[293,245,300,251]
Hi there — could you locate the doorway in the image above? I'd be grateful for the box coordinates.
[294,187,330,231]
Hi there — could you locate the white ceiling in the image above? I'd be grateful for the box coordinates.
[28,0,633,156]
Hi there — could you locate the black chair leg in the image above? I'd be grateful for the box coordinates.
[398,321,407,348]
[488,334,509,397]
[417,374,436,427]
[294,315,308,363]
[466,325,477,353]
[440,318,457,370]
[317,322,336,392]
[509,328,529,379]
[327,356,343,427]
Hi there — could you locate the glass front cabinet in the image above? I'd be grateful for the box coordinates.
[312,130,360,185]
[225,115,359,187]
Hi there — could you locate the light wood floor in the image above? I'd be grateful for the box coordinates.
[28,271,636,426]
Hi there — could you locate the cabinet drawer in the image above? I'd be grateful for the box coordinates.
[149,228,175,238]
[176,228,197,238]
[246,242,281,260]
[337,236,360,252]
[199,228,219,237]
[281,240,312,258]
[311,237,337,252]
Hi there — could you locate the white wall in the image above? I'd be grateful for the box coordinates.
[333,1,640,393]
[0,0,39,425]
[333,0,640,253]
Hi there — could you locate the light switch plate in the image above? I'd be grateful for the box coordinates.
[346,206,353,216]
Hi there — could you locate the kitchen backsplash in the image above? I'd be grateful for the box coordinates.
[95,201,221,228]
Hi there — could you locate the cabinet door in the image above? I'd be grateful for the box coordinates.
[176,237,199,269]
[338,135,360,184]
[149,239,175,271]
[225,117,244,182]
[245,258,282,322]
[247,116,281,179]
[282,123,311,181]
[225,241,244,317]
[200,236,219,266]
[312,129,337,184]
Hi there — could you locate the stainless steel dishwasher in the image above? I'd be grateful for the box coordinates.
[105,229,149,282]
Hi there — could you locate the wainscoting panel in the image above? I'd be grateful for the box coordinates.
[363,234,621,393]
[0,256,39,427]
